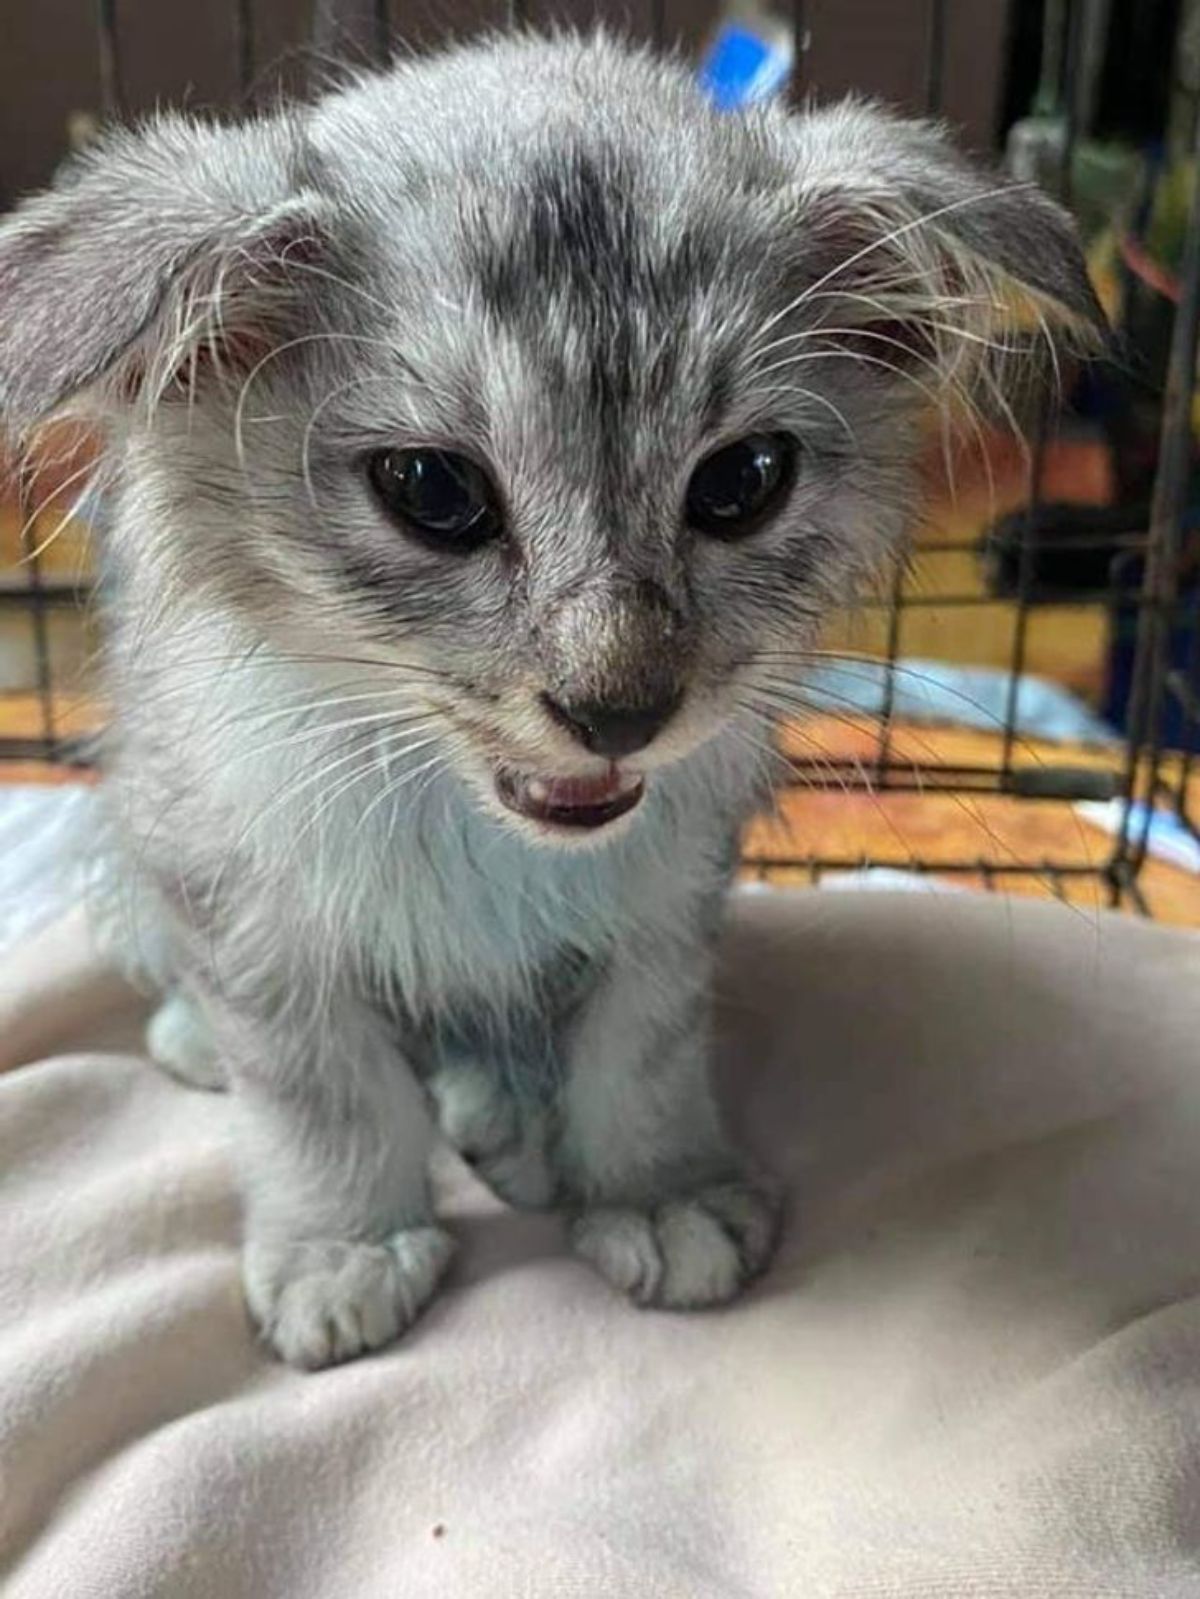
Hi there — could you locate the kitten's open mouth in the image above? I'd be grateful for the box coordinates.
[494,765,645,830]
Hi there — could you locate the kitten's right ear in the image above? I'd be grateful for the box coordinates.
[780,100,1107,409]
[0,115,333,433]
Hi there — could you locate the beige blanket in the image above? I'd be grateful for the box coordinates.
[2,890,1199,1597]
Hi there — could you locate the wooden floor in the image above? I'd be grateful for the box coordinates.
[746,715,1200,926]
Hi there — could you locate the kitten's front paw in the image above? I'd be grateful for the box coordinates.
[571,1179,781,1310]
[243,1226,454,1369]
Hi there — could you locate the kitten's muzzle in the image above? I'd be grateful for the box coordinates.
[539,689,683,760]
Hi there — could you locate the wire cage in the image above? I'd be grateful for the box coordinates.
[2,0,1200,916]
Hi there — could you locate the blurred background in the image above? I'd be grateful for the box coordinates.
[5,0,1200,923]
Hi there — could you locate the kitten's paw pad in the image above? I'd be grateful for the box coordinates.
[243,1227,454,1369]
[571,1181,780,1310]
[146,993,227,1091]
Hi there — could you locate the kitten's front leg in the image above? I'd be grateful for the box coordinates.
[209,986,453,1369]
[558,942,780,1309]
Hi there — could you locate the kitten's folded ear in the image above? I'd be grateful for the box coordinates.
[0,115,333,432]
[784,100,1108,403]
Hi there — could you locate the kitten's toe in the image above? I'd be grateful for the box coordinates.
[427,1061,518,1161]
[571,1178,780,1310]
[243,1227,454,1369]
[146,992,227,1091]
[475,1124,558,1210]
[572,1208,666,1301]
[428,1063,557,1209]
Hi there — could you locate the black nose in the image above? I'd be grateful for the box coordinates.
[541,691,683,759]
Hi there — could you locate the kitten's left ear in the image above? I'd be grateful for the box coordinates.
[0,114,335,434]
[783,100,1107,384]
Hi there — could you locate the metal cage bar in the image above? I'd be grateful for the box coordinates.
[96,0,125,117]
[869,0,947,785]
[17,467,57,763]
[233,0,256,96]
[1001,0,1080,787]
[1114,110,1200,885]
[789,0,808,102]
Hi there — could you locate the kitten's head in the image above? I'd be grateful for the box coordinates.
[0,33,1102,844]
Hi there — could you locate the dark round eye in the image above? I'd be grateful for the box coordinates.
[366,448,501,551]
[685,433,796,537]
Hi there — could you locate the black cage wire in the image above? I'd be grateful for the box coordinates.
[3,0,1200,913]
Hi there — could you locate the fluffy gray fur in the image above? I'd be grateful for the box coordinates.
[0,32,1101,1368]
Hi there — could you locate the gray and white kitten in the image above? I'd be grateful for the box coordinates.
[0,33,1100,1368]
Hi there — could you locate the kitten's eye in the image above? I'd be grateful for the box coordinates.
[366,448,501,550]
[685,433,796,537]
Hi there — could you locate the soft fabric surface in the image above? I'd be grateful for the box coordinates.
[2,891,1199,1597]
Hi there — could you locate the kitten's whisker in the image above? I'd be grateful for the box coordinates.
[209,722,447,927]
[122,648,458,702]
[748,181,1038,349]
[247,707,440,762]
[736,690,932,863]
[751,345,950,417]
[742,664,1100,920]
[16,455,100,564]
[281,730,447,872]
[300,375,380,507]
[232,331,378,471]
[353,738,461,839]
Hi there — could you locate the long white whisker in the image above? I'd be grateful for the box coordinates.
[749,181,1038,350]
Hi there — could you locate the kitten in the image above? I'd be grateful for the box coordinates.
[0,33,1101,1368]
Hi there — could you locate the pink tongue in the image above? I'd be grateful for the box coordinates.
[538,770,624,808]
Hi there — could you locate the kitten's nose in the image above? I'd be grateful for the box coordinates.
[541,691,683,759]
